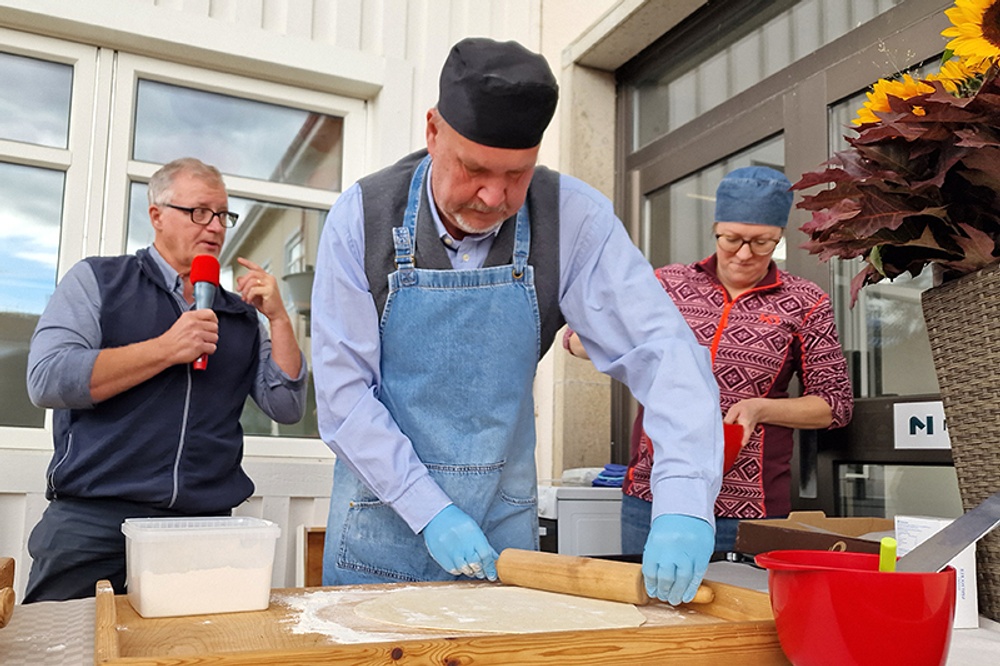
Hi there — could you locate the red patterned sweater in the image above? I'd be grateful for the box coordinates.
[623,256,853,519]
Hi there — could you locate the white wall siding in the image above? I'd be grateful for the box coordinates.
[156,0,541,54]
[239,458,333,589]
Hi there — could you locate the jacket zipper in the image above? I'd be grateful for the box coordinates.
[709,277,783,364]
[47,430,74,497]
[168,364,194,508]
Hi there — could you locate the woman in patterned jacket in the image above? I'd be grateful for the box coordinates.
[565,166,853,554]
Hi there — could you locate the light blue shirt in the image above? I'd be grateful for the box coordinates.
[312,169,723,533]
[427,174,499,269]
[27,245,307,421]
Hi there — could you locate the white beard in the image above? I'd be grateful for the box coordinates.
[451,207,508,236]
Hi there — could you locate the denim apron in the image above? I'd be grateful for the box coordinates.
[324,155,541,584]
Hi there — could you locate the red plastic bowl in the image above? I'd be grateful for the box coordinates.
[755,550,955,666]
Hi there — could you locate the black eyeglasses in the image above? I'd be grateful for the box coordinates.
[163,203,239,228]
[715,234,780,256]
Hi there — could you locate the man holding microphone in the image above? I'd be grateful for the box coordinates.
[23,157,306,602]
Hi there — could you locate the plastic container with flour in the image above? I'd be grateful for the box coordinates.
[121,516,280,617]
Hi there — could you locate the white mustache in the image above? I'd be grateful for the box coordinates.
[464,201,508,216]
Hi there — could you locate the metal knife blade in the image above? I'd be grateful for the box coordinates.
[896,489,1000,573]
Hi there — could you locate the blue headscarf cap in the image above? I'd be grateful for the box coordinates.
[714,166,793,228]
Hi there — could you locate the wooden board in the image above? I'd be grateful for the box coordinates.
[303,527,326,587]
[94,578,790,665]
[1,557,14,629]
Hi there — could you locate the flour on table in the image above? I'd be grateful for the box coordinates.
[354,585,647,634]
[278,589,422,644]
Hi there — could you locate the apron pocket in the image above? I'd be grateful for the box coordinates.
[337,499,453,583]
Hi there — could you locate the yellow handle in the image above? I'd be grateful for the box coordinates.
[879,536,898,572]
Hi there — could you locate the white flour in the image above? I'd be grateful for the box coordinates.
[131,566,270,617]
[277,587,427,644]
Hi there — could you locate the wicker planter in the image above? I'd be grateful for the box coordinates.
[921,260,1000,623]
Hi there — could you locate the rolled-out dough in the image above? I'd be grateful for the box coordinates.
[354,585,646,634]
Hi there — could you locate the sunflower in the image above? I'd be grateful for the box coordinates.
[853,74,934,125]
[929,57,991,94]
[942,0,1000,70]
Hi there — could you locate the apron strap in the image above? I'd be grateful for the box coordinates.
[401,155,431,244]
[392,226,416,281]
[392,154,432,278]
[512,206,530,279]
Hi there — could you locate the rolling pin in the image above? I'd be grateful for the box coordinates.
[1,557,14,629]
[496,548,714,605]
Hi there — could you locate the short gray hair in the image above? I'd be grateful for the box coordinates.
[147,158,225,207]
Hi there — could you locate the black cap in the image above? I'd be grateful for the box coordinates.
[437,37,558,149]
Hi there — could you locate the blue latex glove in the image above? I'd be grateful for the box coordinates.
[641,514,714,606]
[422,504,499,580]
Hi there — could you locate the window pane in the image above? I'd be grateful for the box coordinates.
[0,162,64,427]
[127,183,323,438]
[641,135,786,268]
[133,80,343,190]
[828,82,939,398]
[838,463,962,519]
[632,0,903,148]
[0,52,72,148]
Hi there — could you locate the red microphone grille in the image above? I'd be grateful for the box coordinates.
[190,254,220,286]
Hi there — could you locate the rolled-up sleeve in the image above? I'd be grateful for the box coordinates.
[250,329,307,424]
[556,175,723,526]
[799,294,854,428]
[311,185,451,534]
[26,261,103,410]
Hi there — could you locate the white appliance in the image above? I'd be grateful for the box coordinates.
[537,483,622,557]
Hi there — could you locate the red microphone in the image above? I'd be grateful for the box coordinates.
[190,254,220,371]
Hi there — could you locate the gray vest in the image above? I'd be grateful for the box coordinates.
[359,150,565,356]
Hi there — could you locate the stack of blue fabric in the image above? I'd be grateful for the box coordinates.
[591,463,628,487]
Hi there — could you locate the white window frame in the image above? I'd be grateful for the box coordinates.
[0,28,100,451]
[105,53,366,256]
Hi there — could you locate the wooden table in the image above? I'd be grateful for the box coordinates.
[6,562,999,665]
[94,578,789,665]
